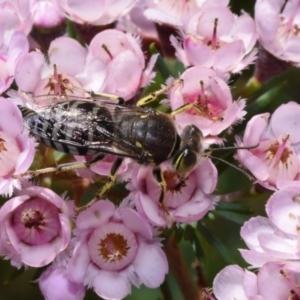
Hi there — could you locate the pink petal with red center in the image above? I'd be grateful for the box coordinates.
[7,30,29,74]
[14,134,35,173]
[213,265,252,300]
[257,262,291,300]
[133,240,168,288]
[105,0,136,21]
[26,186,67,210]
[39,266,86,300]
[209,77,232,106]
[48,37,87,76]
[214,40,245,72]
[89,30,135,63]
[0,60,11,94]
[240,216,274,251]
[231,13,257,52]
[239,249,275,268]
[195,159,218,194]
[144,8,182,27]
[183,36,214,67]
[255,0,279,43]
[32,1,65,28]
[18,236,64,267]
[195,5,235,37]
[236,149,269,181]
[119,207,152,240]
[93,269,131,300]
[0,195,29,221]
[173,194,211,223]
[243,269,260,298]
[0,132,20,176]
[243,113,269,146]
[64,0,105,23]
[105,50,142,98]
[0,97,23,136]
[68,242,90,283]
[15,51,44,92]
[170,35,189,66]
[258,232,298,259]
[76,200,115,230]
[270,102,300,143]
[140,54,158,87]
[136,192,166,227]
[284,37,300,64]
[266,189,300,235]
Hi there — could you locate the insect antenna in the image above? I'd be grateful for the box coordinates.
[204,144,258,180]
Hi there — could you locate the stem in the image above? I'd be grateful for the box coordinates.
[164,233,199,300]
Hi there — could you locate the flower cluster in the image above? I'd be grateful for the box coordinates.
[0,0,300,300]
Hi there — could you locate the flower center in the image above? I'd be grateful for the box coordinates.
[12,197,61,245]
[163,171,187,193]
[0,136,7,152]
[21,208,45,228]
[184,81,224,121]
[99,233,129,262]
[88,222,138,271]
[266,136,292,165]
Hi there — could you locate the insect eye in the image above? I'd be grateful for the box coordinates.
[172,149,198,173]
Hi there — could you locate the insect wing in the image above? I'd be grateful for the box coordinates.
[20,100,150,159]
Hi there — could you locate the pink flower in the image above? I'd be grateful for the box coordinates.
[39,266,86,300]
[255,0,300,66]
[30,0,65,28]
[127,159,217,227]
[82,29,157,99]
[213,262,300,300]
[213,265,259,300]
[235,102,300,190]
[58,0,137,25]
[0,25,29,93]
[0,1,32,34]
[0,97,35,196]
[240,187,300,268]
[169,67,246,137]
[144,0,229,28]
[68,200,168,300]
[15,36,88,96]
[15,30,157,101]
[0,186,72,268]
[171,4,257,73]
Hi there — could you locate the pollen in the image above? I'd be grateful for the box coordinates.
[266,139,292,164]
[0,137,7,152]
[21,208,45,228]
[163,171,187,193]
[99,233,130,262]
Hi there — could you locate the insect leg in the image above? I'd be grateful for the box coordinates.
[13,153,106,178]
[52,80,125,104]
[96,156,124,199]
[152,167,167,205]
[137,79,183,107]
[75,157,124,213]
[171,103,223,121]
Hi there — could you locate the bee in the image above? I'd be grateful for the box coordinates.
[17,81,255,212]
[16,80,206,211]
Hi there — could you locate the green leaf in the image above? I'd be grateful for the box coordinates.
[216,202,254,214]
[3,267,25,284]
[197,222,236,264]
[214,211,250,225]
[149,44,171,81]
[184,225,206,263]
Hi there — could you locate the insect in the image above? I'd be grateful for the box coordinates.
[16,81,255,212]
[16,80,208,211]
